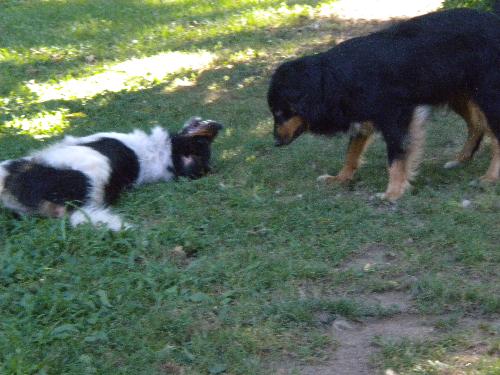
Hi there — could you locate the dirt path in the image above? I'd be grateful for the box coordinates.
[300,316,435,375]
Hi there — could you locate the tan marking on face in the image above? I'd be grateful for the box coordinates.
[276,116,306,143]
[450,97,487,163]
[186,127,218,140]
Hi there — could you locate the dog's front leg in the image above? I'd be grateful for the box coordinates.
[377,106,430,201]
[318,122,374,184]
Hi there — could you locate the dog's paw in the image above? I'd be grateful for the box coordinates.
[443,160,462,169]
[479,174,499,184]
[317,174,352,184]
[317,174,335,184]
[375,191,401,202]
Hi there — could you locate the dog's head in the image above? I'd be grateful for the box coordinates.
[171,117,223,179]
[268,56,349,146]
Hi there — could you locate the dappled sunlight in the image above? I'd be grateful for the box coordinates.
[227,48,268,64]
[4,109,72,138]
[27,51,215,102]
[402,351,500,374]
[250,120,272,138]
[163,75,197,93]
[238,2,315,26]
[318,0,444,20]
[221,146,243,161]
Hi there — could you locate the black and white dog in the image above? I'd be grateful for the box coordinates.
[0,117,223,230]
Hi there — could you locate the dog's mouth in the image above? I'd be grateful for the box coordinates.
[274,117,307,147]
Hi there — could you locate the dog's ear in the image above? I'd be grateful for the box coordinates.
[294,66,350,133]
[180,117,223,142]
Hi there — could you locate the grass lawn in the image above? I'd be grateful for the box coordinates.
[1,1,499,374]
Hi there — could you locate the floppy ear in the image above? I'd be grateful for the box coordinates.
[294,67,351,134]
[180,117,223,142]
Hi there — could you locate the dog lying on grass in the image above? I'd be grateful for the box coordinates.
[268,7,500,201]
[0,117,222,230]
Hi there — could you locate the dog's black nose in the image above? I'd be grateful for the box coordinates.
[274,139,284,147]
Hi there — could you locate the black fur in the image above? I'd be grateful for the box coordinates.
[170,119,223,179]
[268,8,500,163]
[4,160,90,211]
[81,138,139,204]
[171,135,212,179]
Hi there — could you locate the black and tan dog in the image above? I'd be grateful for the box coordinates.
[268,7,500,201]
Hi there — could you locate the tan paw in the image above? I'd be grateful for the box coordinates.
[375,190,404,202]
[479,174,499,184]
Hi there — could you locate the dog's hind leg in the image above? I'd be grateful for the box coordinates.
[445,97,485,169]
[377,106,430,201]
[481,136,500,182]
[475,93,500,182]
[317,122,375,184]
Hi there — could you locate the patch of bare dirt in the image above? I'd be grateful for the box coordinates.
[304,316,434,375]
[274,316,500,375]
[340,243,396,273]
[272,314,435,375]
[364,291,415,314]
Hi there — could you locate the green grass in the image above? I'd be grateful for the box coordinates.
[1,1,499,374]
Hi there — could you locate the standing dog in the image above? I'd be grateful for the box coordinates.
[0,117,222,230]
[268,8,500,201]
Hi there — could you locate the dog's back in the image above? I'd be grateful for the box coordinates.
[325,8,500,106]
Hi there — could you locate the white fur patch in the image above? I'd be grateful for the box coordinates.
[69,205,130,231]
[0,163,7,195]
[63,126,174,184]
[413,105,431,125]
[406,105,431,180]
[444,160,462,169]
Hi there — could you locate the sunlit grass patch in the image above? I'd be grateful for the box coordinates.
[376,333,500,374]
[27,51,216,102]
[4,109,71,138]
